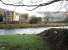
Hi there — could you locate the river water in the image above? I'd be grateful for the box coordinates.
[0,26,67,35]
[0,28,50,35]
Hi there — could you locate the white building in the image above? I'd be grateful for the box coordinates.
[0,8,30,23]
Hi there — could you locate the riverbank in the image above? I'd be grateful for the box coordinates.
[0,23,65,29]
[0,34,50,50]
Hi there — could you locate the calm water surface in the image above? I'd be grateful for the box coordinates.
[0,28,50,35]
[0,26,66,35]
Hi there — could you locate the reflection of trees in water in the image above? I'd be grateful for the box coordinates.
[4,29,16,35]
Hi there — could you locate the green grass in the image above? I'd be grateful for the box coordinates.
[0,34,50,50]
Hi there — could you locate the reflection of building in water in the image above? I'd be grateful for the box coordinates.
[4,29,16,35]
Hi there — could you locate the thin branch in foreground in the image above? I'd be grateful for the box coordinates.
[0,0,61,6]
[0,0,62,11]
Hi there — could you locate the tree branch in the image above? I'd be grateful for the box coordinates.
[0,0,61,6]
[0,0,62,11]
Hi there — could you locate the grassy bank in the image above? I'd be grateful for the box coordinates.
[0,23,65,29]
[0,34,50,50]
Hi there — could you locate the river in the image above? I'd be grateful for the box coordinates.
[0,28,50,35]
[0,26,67,35]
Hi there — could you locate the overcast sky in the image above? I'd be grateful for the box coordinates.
[0,0,67,16]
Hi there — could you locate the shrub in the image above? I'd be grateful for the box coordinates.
[38,28,68,50]
[29,16,42,24]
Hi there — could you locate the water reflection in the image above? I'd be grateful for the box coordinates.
[0,28,49,35]
[0,26,66,35]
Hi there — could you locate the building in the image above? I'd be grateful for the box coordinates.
[0,8,14,23]
[0,8,5,22]
[0,8,29,23]
[19,13,29,23]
